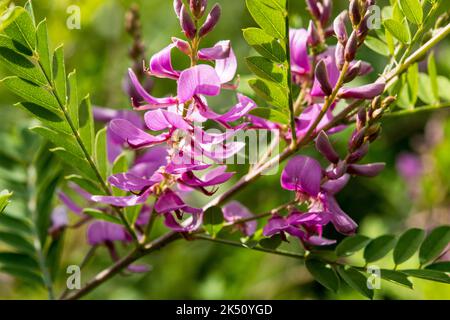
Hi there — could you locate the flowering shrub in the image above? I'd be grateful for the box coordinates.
[0,0,449,299]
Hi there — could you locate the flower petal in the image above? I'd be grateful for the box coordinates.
[177,65,221,103]
[110,119,168,148]
[198,40,231,60]
[215,47,237,84]
[149,44,180,79]
[281,156,323,196]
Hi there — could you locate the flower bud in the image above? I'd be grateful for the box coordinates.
[349,0,361,27]
[327,160,348,180]
[172,37,191,55]
[338,81,385,99]
[333,11,348,43]
[315,60,333,96]
[335,42,345,70]
[306,0,321,21]
[190,0,208,19]
[357,13,370,40]
[356,108,366,130]
[348,142,369,163]
[344,60,361,83]
[180,5,197,39]
[347,163,385,177]
[173,0,183,18]
[344,31,358,62]
[320,0,332,26]
[308,20,321,46]
[199,4,221,37]
[382,96,396,109]
[371,95,382,110]
[316,131,340,164]
[349,127,366,151]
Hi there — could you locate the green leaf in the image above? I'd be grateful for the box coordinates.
[393,228,425,265]
[0,252,39,271]
[31,126,83,159]
[385,29,395,56]
[336,235,371,257]
[78,95,95,156]
[248,78,288,110]
[65,175,101,195]
[425,261,450,272]
[438,76,450,102]
[384,19,410,44]
[419,225,450,265]
[249,107,289,125]
[0,231,35,255]
[46,235,64,281]
[0,265,43,286]
[51,148,98,182]
[305,259,340,292]
[16,102,68,134]
[428,52,439,103]
[0,30,32,56]
[0,7,36,51]
[36,19,52,80]
[403,269,450,284]
[399,0,423,25]
[52,45,66,104]
[242,27,286,63]
[67,70,79,129]
[364,235,397,263]
[418,73,434,104]
[246,0,286,39]
[259,234,282,249]
[246,56,286,85]
[1,76,59,111]
[407,63,419,106]
[24,1,36,26]
[0,190,13,214]
[380,269,413,289]
[0,214,32,235]
[337,266,374,300]
[83,208,122,225]
[94,128,108,180]
[203,206,224,237]
[0,37,46,85]
[364,36,390,56]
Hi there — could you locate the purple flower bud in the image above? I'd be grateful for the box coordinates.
[347,142,369,163]
[316,131,340,164]
[349,0,361,27]
[315,59,333,96]
[358,61,373,76]
[172,37,191,55]
[356,108,366,130]
[190,0,208,19]
[320,0,332,26]
[173,0,183,17]
[180,5,197,39]
[199,4,221,37]
[339,81,385,99]
[344,60,361,83]
[335,42,345,70]
[308,20,321,46]
[357,13,370,39]
[333,11,348,43]
[345,31,358,62]
[326,160,348,180]
[349,127,366,151]
[347,163,385,177]
[306,0,321,21]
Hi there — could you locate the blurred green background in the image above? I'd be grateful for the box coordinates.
[0,0,449,299]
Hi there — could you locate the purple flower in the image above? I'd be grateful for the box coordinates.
[222,201,257,236]
[281,155,323,197]
[339,82,386,100]
[311,48,340,97]
[396,152,423,180]
[290,28,310,77]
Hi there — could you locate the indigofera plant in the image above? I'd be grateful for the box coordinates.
[0,0,449,300]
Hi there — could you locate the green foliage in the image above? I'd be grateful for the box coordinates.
[203,206,224,237]
[305,259,340,293]
[399,0,423,25]
[393,228,426,265]
[335,235,371,257]
[419,226,450,265]
[337,266,374,300]
[0,189,12,214]
[384,19,410,44]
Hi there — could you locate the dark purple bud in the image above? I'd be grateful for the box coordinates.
[172,37,191,55]
[349,0,361,27]
[358,61,373,76]
[344,60,361,83]
[339,81,385,99]
[316,131,340,164]
[190,0,208,19]
[199,4,221,37]
[333,11,348,43]
[320,0,332,26]
[347,163,385,177]
[349,127,366,151]
[180,5,197,39]
[315,60,333,96]
[308,20,321,46]
[356,108,366,130]
[306,0,321,21]
[327,160,348,180]
[345,31,358,62]
[173,0,183,18]
[335,42,345,70]
[367,126,381,142]
[348,142,369,163]
[357,13,370,40]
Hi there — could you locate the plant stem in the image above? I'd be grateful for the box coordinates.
[383,103,450,118]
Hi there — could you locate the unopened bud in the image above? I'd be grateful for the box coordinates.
[315,60,333,96]
[199,4,221,37]
[172,37,191,55]
[316,131,340,164]
[308,20,321,46]
[335,42,345,70]
[349,127,366,151]
[382,96,396,109]
[190,0,208,19]
[320,0,333,26]
[348,142,369,163]
[180,5,197,39]
[333,11,348,43]
[339,81,385,99]
[356,108,366,130]
[306,0,321,21]
[345,31,358,62]
[173,0,183,18]
[347,162,385,177]
[344,60,361,83]
[367,123,381,136]
[357,13,370,40]
[349,0,362,27]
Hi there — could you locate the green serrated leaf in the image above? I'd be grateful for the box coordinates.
[337,266,374,300]
[380,269,414,289]
[364,36,390,56]
[36,19,52,80]
[83,208,122,225]
[384,19,410,44]
[393,228,425,265]
[249,107,289,125]
[259,234,283,249]
[94,127,108,180]
[403,269,450,284]
[364,235,397,263]
[246,56,286,85]
[427,52,439,103]
[2,76,59,111]
[52,45,66,104]
[0,231,35,255]
[246,0,286,39]
[248,78,288,110]
[0,7,36,51]
[419,225,450,265]
[336,235,371,257]
[399,0,423,25]
[243,27,286,63]
[78,95,94,156]
[203,206,224,237]
[305,259,340,292]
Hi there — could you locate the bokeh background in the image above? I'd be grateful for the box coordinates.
[0,0,449,299]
